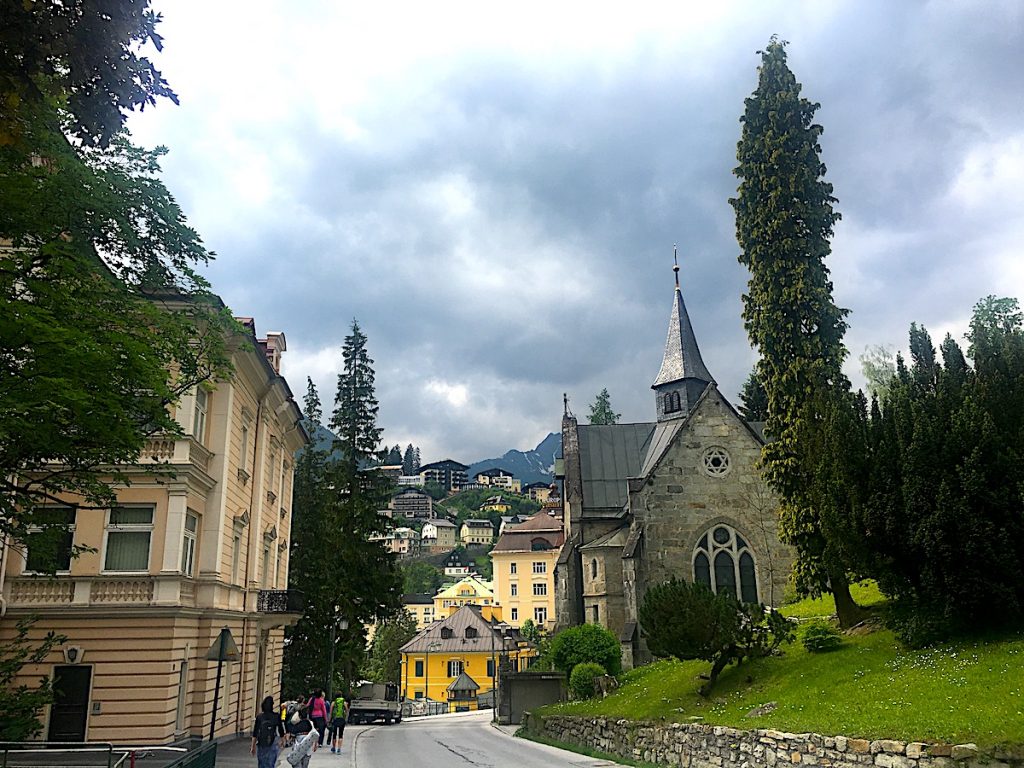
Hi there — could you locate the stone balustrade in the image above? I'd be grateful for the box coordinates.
[139,435,212,473]
[523,714,1020,768]
[9,578,74,605]
[91,578,155,603]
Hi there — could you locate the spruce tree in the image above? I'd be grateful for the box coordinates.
[413,447,421,472]
[284,378,335,693]
[588,388,621,425]
[324,321,402,689]
[738,368,768,422]
[731,38,863,625]
[402,444,416,475]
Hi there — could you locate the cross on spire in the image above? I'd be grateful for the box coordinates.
[673,244,680,290]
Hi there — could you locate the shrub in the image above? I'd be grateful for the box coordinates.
[639,578,795,696]
[548,624,622,677]
[800,618,843,652]
[568,662,607,699]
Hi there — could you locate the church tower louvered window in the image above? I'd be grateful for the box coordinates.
[693,524,758,603]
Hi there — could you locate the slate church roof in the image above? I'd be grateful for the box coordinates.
[575,422,656,514]
[652,260,715,388]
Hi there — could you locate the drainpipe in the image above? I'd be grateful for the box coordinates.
[0,530,9,616]
[235,382,273,734]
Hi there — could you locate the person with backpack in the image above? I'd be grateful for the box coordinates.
[306,690,328,746]
[250,696,286,768]
[328,695,348,753]
[285,708,318,768]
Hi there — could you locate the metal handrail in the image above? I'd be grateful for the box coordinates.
[0,743,187,768]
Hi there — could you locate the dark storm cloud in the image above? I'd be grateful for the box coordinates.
[133,0,1024,460]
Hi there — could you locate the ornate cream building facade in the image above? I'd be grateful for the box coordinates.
[0,313,307,745]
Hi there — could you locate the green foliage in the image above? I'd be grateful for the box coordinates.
[422,481,447,501]
[442,488,540,530]
[0,30,232,556]
[363,613,419,685]
[0,619,66,740]
[402,444,420,475]
[401,561,444,595]
[587,388,621,425]
[520,619,542,643]
[855,299,1024,644]
[285,363,402,695]
[780,580,886,620]
[542,630,1024,749]
[730,38,863,626]
[568,662,607,699]
[548,623,622,677]
[0,0,177,149]
[799,619,843,653]
[639,578,794,695]
[859,345,897,401]
[738,368,768,422]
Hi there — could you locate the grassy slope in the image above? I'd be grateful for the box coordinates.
[541,590,1024,749]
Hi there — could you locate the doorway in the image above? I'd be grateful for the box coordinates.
[48,666,92,742]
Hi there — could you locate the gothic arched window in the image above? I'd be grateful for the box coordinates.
[692,524,758,603]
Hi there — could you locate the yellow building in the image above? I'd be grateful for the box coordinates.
[399,605,535,711]
[0,315,307,744]
[434,575,496,617]
[460,518,495,544]
[491,512,564,631]
[401,593,437,629]
[479,495,512,514]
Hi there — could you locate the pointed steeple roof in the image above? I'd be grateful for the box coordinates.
[652,247,714,388]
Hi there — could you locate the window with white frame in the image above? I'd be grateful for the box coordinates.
[532,561,546,574]
[510,607,518,622]
[181,511,198,577]
[25,506,76,573]
[104,506,154,572]
[532,582,547,596]
[534,606,547,624]
[510,562,517,575]
[193,387,209,441]
[447,660,463,677]
[510,583,517,597]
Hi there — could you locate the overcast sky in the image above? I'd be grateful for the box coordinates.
[129,0,1024,463]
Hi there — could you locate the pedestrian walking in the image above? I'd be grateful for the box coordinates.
[285,708,318,768]
[306,689,328,746]
[328,695,348,753]
[251,697,286,768]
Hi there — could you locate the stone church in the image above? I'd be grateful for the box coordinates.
[554,265,793,669]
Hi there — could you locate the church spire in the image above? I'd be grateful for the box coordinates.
[652,248,714,421]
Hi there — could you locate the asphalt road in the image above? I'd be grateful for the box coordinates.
[306,710,622,768]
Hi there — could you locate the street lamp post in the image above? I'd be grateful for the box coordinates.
[327,605,349,702]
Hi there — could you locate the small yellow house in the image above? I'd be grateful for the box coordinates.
[434,575,495,617]
[479,495,511,514]
[399,605,535,711]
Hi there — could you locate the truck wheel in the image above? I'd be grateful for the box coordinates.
[384,716,392,725]
[395,713,402,724]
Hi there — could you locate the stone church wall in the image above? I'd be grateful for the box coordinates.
[633,387,792,608]
[523,714,1014,768]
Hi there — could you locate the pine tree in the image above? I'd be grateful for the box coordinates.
[413,447,421,473]
[325,322,402,688]
[731,38,863,626]
[386,444,402,465]
[588,388,621,425]
[284,379,335,693]
[402,444,416,476]
[738,368,768,422]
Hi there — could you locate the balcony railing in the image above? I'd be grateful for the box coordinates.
[140,435,212,473]
[257,589,304,614]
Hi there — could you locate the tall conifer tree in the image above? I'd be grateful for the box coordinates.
[731,38,864,625]
[588,388,621,425]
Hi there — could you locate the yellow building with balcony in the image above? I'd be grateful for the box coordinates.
[0,313,307,744]
[399,605,535,711]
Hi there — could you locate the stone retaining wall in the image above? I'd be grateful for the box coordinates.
[522,714,1021,768]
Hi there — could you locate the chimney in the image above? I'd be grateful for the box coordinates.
[261,331,287,374]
